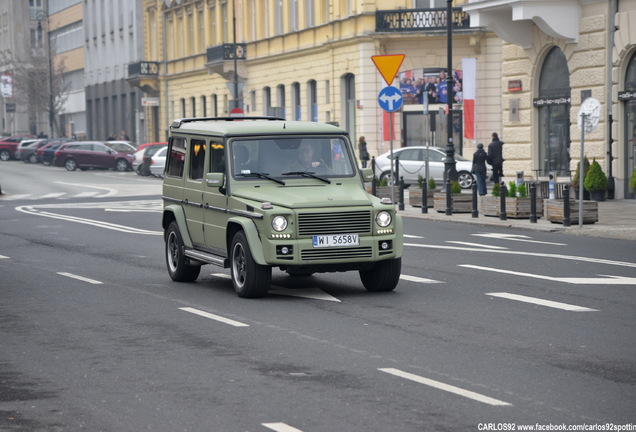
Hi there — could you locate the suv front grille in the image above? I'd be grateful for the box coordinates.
[301,246,373,261]
[298,210,371,236]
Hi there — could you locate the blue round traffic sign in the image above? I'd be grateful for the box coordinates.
[378,86,403,112]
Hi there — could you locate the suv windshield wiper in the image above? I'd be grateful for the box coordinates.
[282,171,331,184]
[237,172,285,185]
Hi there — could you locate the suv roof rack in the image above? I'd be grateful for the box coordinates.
[170,116,285,129]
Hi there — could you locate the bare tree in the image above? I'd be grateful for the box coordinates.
[0,49,69,137]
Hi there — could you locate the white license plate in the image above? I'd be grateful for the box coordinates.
[313,234,359,248]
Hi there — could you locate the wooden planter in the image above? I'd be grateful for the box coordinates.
[408,187,438,207]
[433,192,472,213]
[545,199,598,224]
[375,186,399,201]
[480,196,543,219]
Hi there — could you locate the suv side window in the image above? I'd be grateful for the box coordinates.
[166,136,186,178]
[189,139,206,181]
[209,140,225,173]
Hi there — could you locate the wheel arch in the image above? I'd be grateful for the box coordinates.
[162,205,193,248]
[226,216,267,265]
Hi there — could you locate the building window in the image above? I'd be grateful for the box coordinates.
[308,80,317,122]
[292,82,301,120]
[537,47,570,177]
[277,84,286,118]
[305,0,313,28]
[263,86,271,116]
[191,97,196,117]
[623,52,636,198]
[201,95,207,117]
[275,0,283,35]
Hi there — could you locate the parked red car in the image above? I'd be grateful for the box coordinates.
[136,141,167,152]
[0,135,36,161]
[53,141,134,171]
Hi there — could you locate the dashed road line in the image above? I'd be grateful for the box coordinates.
[446,241,507,249]
[486,292,598,312]
[262,423,304,432]
[400,274,443,284]
[179,307,249,327]
[379,368,512,406]
[57,272,103,285]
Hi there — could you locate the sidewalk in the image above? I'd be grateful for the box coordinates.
[397,190,636,241]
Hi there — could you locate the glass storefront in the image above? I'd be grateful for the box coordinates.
[623,52,636,199]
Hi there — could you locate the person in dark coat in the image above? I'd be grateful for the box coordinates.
[487,132,504,184]
[472,143,488,196]
[358,136,370,168]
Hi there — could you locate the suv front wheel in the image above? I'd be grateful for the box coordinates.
[359,257,401,292]
[230,231,271,298]
[165,221,201,282]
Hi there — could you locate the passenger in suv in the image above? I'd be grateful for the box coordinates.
[53,141,134,171]
[162,117,403,298]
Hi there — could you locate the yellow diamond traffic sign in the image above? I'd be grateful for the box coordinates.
[371,54,405,86]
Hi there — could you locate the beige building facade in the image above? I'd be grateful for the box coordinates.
[465,0,636,199]
[131,0,636,199]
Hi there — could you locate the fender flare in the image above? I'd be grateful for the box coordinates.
[162,204,193,248]
[227,216,267,265]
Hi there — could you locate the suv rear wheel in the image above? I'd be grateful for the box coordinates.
[165,221,201,282]
[230,231,271,298]
[359,257,401,292]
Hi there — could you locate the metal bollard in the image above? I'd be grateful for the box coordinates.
[445,179,452,216]
[499,182,507,221]
[421,180,428,214]
[371,156,377,196]
[471,182,478,218]
[398,177,405,211]
[529,182,537,223]
[563,184,571,227]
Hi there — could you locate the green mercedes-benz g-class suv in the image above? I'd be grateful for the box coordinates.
[161,117,403,298]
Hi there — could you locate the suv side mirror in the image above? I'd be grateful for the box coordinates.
[360,167,374,182]
[205,172,225,188]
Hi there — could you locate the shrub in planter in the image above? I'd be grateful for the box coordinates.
[428,177,437,190]
[584,159,608,201]
[572,156,590,199]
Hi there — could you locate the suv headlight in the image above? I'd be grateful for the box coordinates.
[375,211,392,227]
[272,215,288,232]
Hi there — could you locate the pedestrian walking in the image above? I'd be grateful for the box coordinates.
[472,143,488,196]
[487,132,504,184]
[358,136,370,168]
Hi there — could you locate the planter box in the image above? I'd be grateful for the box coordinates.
[545,199,598,224]
[375,186,399,201]
[480,196,543,219]
[408,187,438,207]
[433,192,472,213]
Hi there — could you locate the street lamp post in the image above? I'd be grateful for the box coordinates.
[37,9,55,138]
[444,0,458,215]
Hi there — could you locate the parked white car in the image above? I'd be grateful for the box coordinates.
[373,146,490,189]
[149,146,167,177]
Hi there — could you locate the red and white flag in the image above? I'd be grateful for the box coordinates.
[462,58,476,140]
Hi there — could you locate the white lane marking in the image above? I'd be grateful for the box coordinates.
[179,307,249,327]
[73,191,100,198]
[405,243,636,269]
[379,368,512,406]
[472,233,566,246]
[0,194,31,200]
[404,234,424,239]
[211,273,343,302]
[0,255,10,259]
[57,272,103,285]
[400,274,443,284]
[39,192,66,199]
[459,264,636,285]
[55,181,118,197]
[486,292,598,312]
[269,287,342,302]
[15,206,162,235]
[446,241,507,250]
[262,423,304,432]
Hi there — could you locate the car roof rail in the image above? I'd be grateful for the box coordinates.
[170,116,285,129]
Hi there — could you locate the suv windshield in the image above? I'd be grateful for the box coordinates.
[231,137,355,179]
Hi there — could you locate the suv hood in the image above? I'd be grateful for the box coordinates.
[234,183,376,208]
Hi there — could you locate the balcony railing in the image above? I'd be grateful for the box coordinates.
[128,61,159,77]
[376,8,470,32]
[206,43,247,64]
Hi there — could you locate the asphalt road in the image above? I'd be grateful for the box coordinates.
[1,162,635,432]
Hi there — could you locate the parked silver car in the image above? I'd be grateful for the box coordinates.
[373,146,490,189]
